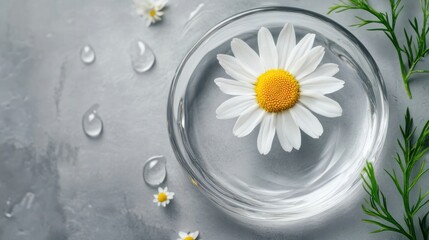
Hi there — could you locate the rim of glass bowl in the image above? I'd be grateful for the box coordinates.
[167,6,389,222]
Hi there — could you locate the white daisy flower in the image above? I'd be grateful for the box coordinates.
[177,231,199,240]
[215,23,344,155]
[134,0,167,26]
[153,187,174,207]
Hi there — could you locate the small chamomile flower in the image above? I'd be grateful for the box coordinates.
[177,231,199,240]
[153,187,174,207]
[134,0,168,26]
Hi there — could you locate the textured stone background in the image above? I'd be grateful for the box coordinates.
[1,0,428,239]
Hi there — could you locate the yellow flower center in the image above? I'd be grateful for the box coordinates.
[157,192,167,202]
[254,69,300,113]
[184,237,194,240]
[149,8,157,17]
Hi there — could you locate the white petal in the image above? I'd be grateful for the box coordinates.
[153,199,158,203]
[216,96,257,119]
[258,27,278,70]
[291,46,325,79]
[167,194,174,199]
[257,114,276,155]
[214,78,255,96]
[285,33,315,70]
[277,111,301,150]
[191,231,199,238]
[233,107,265,137]
[157,202,161,206]
[300,63,339,81]
[289,103,323,138]
[158,187,162,192]
[299,94,342,118]
[157,0,167,8]
[277,23,296,70]
[163,187,168,192]
[179,232,187,238]
[217,54,255,83]
[277,128,292,152]
[300,76,345,94]
[231,38,264,77]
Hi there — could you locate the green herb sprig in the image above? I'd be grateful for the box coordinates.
[361,109,429,239]
[329,0,429,99]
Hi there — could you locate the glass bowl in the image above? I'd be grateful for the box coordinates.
[167,7,388,223]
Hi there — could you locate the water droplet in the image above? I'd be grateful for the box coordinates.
[4,200,13,218]
[129,40,155,73]
[4,192,35,219]
[80,45,96,64]
[182,3,207,38]
[143,155,166,187]
[82,104,103,138]
[21,192,35,209]
[189,3,204,20]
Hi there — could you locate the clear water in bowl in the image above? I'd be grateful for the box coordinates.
[169,7,387,223]
[184,29,374,213]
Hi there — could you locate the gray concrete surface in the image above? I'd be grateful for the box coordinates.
[1,0,428,239]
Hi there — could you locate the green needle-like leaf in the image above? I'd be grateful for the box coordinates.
[360,109,429,239]
[329,0,429,99]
